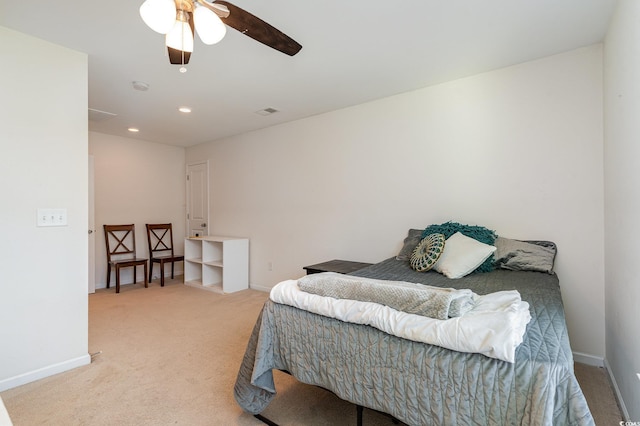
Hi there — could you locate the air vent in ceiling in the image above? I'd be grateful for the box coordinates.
[255,107,279,116]
[88,108,117,122]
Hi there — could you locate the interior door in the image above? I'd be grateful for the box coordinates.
[186,161,209,237]
[88,155,96,293]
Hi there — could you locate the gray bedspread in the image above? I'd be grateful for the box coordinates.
[234,258,594,425]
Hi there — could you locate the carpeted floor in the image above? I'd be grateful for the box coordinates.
[0,278,623,425]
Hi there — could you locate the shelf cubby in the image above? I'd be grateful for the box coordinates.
[184,236,248,294]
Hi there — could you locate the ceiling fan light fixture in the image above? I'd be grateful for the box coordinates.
[139,0,176,34]
[166,10,194,53]
[139,0,302,67]
[194,4,226,45]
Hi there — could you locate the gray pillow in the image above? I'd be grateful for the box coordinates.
[396,229,423,261]
[493,237,557,274]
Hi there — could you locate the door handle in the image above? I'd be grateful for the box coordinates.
[88,229,94,234]
[201,223,207,227]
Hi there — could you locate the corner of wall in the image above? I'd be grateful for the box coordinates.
[604,358,631,421]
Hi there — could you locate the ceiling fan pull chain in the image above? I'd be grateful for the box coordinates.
[180,11,188,73]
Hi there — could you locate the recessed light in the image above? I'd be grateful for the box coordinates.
[178,106,192,113]
[128,127,140,133]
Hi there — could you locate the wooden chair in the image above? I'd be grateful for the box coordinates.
[146,223,184,287]
[104,224,148,293]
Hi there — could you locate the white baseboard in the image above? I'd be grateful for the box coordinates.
[604,358,631,421]
[0,396,12,426]
[249,284,272,293]
[0,354,91,393]
[95,269,185,290]
[573,351,604,367]
[150,268,185,281]
[572,354,630,421]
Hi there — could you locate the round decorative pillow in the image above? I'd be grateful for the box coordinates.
[410,233,446,272]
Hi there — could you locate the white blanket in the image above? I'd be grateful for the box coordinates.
[270,279,531,363]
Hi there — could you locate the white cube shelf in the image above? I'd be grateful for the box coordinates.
[184,236,249,293]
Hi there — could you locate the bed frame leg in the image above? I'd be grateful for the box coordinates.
[254,414,279,426]
[356,405,363,426]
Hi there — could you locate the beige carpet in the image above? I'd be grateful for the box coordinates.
[0,278,623,425]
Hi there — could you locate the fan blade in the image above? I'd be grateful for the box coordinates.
[214,1,302,56]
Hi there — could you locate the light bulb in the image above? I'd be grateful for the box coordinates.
[166,11,194,53]
[194,4,226,45]
[139,0,176,34]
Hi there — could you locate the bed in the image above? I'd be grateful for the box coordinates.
[234,228,594,426]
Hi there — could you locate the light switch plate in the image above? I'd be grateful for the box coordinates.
[37,208,68,227]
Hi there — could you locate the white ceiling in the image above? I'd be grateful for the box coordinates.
[1,0,617,147]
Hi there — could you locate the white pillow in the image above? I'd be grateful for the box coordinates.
[433,232,497,279]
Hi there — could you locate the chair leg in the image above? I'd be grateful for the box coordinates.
[160,260,165,287]
[143,262,148,288]
[106,265,111,289]
[115,266,120,294]
[149,261,154,283]
[171,261,175,279]
[133,266,137,286]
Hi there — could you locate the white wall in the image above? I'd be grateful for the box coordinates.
[0,27,90,391]
[604,0,640,420]
[187,45,605,357]
[89,132,186,289]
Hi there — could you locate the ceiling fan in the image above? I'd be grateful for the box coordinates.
[140,0,302,67]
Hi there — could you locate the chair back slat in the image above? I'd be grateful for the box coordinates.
[146,224,176,257]
[104,224,138,261]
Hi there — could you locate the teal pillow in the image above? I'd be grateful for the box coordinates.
[421,222,497,273]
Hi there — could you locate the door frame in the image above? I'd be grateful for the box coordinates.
[88,155,96,294]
